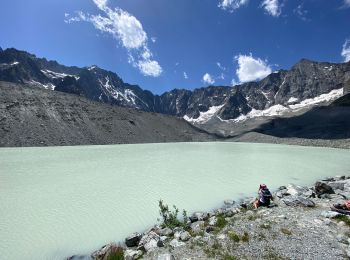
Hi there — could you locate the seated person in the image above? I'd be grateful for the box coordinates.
[254,184,273,209]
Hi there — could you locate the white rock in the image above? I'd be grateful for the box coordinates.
[169,238,186,248]
[209,216,217,226]
[320,211,339,218]
[124,249,143,260]
[180,231,191,241]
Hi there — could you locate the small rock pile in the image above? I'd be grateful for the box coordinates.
[68,175,350,260]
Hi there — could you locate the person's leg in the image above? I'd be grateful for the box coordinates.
[254,200,259,209]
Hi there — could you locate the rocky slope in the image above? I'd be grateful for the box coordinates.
[0,81,217,147]
[72,175,350,260]
[1,47,349,125]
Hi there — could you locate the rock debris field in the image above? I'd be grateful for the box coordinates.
[69,176,350,260]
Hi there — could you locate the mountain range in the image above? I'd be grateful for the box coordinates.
[0,47,349,146]
[1,48,349,118]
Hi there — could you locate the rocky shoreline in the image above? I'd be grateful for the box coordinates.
[68,176,350,260]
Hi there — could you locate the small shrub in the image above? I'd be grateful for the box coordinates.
[241,232,249,242]
[281,228,292,236]
[158,199,187,229]
[228,231,240,242]
[223,254,237,260]
[334,215,350,227]
[106,246,124,260]
[216,214,228,229]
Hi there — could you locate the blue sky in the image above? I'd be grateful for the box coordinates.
[1,0,350,94]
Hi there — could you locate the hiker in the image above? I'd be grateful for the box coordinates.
[254,184,273,209]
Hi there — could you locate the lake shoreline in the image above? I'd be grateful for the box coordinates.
[71,175,350,260]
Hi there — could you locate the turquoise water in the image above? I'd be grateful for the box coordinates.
[0,142,349,260]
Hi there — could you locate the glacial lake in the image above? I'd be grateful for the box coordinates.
[0,142,349,260]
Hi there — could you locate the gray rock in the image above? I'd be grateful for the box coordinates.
[189,212,208,222]
[138,231,160,252]
[124,249,143,260]
[125,232,142,247]
[180,231,191,241]
[286,184,310,196]
[159,227,173,237]
[320,211,340,218]
[190,221,205,234]
[328,181,345,191]
[281,196,315,207]
[315,181,335,197]
[91,243,117,259]
[169,238,186,248]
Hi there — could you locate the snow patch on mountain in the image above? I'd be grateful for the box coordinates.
[41,69,79,80]
[28,80,56,90]
[287,97,299,104]
[0,61,20,67]
[289,88,343,110]
[184,104,225,124]
[210,88,344,124]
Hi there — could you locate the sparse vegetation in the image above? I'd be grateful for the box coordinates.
[334,214,350,227]
[228,231,240,242]
[158,199,187,229]
[241,232,249,242]
[216,214,228,229]
[105,245,124,260]
[222,254,237,260]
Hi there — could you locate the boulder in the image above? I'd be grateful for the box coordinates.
[320,211,339,218]
[315,181,335,197]
[190,221,205,234]
[125,232,142,247]
[180,231,191,241]
[281,196,315,207]
[189,212,208,222]
[91,243,117,259]
[159,227,173,237]
[124,249,143,260]
[138,231,161,252]
[328,181,345,191]
[169,238,186,248]
[286,184,310,196]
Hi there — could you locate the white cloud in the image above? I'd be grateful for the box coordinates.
[216,62,226,71]
[151,37,157,43]
[183,72,188,79]
[137,60,162,77]
[235,54,272,83]
[345,0,350,7]
[218,73,225,80]
[341,39,350,62]
[293,4,309,21]
[66,1,162,77]
[261,0,282,17]
[218,0,249,12]
[203,73,215,85]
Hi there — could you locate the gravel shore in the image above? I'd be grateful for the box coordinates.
[74,175,350,260]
